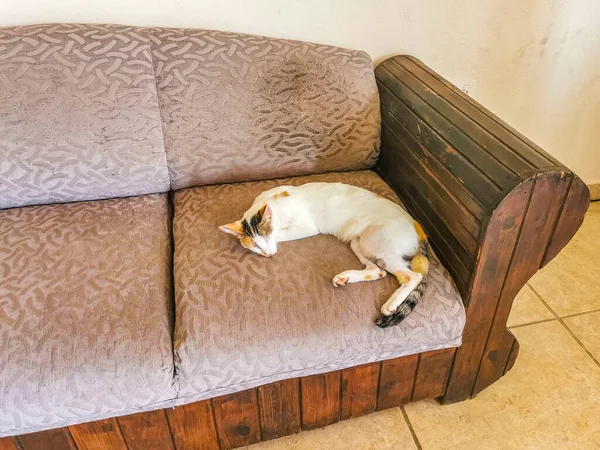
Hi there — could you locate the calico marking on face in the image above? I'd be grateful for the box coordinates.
[219,204,278,257]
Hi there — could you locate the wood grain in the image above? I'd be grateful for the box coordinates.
[258,379,301,441]
[300,372,341,430]
[212,390,261,449]
[165,401,218,450]
[412,348,456,402]
[340,363,380,420]
[17,428,76,450]
[69,418,127,450]
[0,438,19,450]
[118,410,174,450]
[377,355,419,410]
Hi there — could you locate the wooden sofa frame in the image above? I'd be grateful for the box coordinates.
[0,56,589,450]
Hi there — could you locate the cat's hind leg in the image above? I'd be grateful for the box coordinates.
[332,239,386,286]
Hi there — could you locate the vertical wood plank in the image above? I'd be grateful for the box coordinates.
[377,354,419,410]
[17,428,76,450]
[212,389,261,449]
[0,438,19,450]
[165,401,219,450]
[118,410,175,450]
[340,363,380,420]
[412,348,456,402]
[474,174,567,395]
[257,379,301,441]
[69,418,127,450]
[503,333,520,375]
[443,181,532,403]
[300,372,341,430]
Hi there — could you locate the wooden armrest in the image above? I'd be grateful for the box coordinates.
[374,55,590,402]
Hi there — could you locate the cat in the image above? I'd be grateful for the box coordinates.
[219,182,429,328]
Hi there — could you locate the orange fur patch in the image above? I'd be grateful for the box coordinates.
[411,255,429,275]
[365,274,372,280]
[240,236,254,249]
[274,191,290,199]
[393,271,411,285]
[414,222,427,240]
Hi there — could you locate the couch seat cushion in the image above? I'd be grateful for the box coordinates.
[0,194,175,437]
[172,171,466,402]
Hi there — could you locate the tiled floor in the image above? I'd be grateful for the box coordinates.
[249,202,600,450]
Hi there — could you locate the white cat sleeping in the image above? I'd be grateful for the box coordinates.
[219,182,429,328]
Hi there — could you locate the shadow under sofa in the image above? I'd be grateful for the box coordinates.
[0,24,589,449]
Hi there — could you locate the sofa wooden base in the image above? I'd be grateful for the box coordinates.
[2,347,479,450]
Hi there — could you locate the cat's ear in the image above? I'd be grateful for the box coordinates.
[259,204,273,225]
[219,220,244,238]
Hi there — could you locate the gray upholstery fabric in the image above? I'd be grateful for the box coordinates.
[0,24,169,209]
[172,171,466,403]
[150,28,381,189]
[0,194,176,436]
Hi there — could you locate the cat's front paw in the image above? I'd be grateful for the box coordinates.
[380,302,397,316]
[332,274,349,287]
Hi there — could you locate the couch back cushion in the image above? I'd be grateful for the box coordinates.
[150,28,380,189]
[0,24,169,209]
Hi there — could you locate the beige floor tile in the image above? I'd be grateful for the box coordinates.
[507,284,555,327]
[564,311,600,362]
[404,321,600,450]
[528,202,600,316]
[247,409,417,450]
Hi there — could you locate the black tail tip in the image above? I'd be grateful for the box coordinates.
[375,313,406,328]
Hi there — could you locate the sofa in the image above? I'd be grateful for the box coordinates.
[0,24,589,450]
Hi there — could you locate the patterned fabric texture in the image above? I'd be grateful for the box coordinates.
[0,194,176,436]
[172,171,465,403]
[0,24,170,209]
[150,28,381,189]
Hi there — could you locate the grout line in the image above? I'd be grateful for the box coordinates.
[559,320,600,369]
[527,284,560,319]
[400,406,423,450]
[509,317,557,329]
[559,307,600,320]
[527,284,600,369]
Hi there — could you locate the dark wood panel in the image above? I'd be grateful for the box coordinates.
[212,390,261,449]
[258,379,301,441]
[69,418,127,450]
[392,58,535,176]
[412,348,456,401]
[0,438,19,450]
[403,56,559,169]
[542,176,590,267]
[118,410,174,450]
[377,354,419,410]
[18,428,76,450]
[340,363,380,420]
[300,372,341,430]
[442,180,532,403]
[378,80,504,206]
[165,401,219,450]
[379,63,518,190]
[474,173,568,395]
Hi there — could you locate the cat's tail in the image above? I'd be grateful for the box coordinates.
[375,236,429,328]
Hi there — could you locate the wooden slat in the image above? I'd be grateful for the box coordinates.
[300,372,341,430]
[340,363,380,420]
[166,401,218,450]
[542,176,590,266]
[212,390,261,449]
[503,334,520,375]
[0,438,19,450]
[258,379,301,441]
[412,348,456,401]
[442,180,532,403]
[377,355,419,410]
[118,410,175,450]
[379,63,518,190]
[474,173,568,395]
[18,428,76,450]
[69,418,127,450]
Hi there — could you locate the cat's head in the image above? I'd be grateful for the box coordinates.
[219,204,277,257]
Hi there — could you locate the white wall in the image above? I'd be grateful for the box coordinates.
[2,0,599,183]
